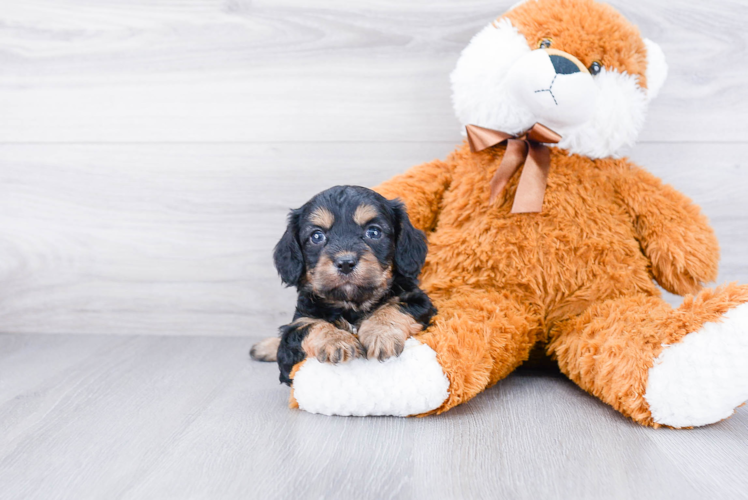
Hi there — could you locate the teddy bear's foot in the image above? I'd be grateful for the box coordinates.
[644,303,748,428]
[290,288,538,416]
[291,338,449,416]
[550,286,748,427]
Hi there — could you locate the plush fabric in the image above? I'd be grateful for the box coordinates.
[373,142,748,426]
[291,339,449,417]
[290,0,748,427]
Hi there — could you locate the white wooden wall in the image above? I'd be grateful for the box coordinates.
[1,0,747,336]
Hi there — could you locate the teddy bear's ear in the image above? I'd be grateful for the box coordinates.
[644,39,668,100]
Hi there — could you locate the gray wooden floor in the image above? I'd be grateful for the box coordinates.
[2,333,748,500]
[2,0,748,499]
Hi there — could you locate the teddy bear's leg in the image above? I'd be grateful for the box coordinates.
[290,288,541,416]
[414,288,542,413]
[548,284,748,428]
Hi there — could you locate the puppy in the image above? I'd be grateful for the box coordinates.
[250,185,436,385]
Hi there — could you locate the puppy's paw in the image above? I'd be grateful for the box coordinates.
[358,303,423,362]
[359,328,406,361]
[250,337,280,362]
[301,322,363,364]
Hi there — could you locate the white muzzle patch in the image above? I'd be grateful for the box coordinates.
[506,49,598,132]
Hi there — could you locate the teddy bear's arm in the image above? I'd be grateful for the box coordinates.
[614,164,719,295]
[374,159,454,233]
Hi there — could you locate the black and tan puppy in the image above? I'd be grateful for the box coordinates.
[250,185,436,385]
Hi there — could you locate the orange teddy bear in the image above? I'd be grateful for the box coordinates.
[289,0,748,428]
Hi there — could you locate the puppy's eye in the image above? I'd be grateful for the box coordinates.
[309,230,326,245]
[365,226,382,240]
[538,38,552,49]
[588,61,602,75]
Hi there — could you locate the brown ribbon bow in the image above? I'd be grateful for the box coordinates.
[465,123,562,213]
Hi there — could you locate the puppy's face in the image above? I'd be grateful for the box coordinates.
[273,186,427,310]
[301,198,393,308]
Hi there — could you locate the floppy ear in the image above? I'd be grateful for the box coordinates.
[390,200,428,282]
[273,209,304,287]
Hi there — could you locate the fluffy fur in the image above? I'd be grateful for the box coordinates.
[451,0,667,158]
[289,0,748,427]
[292,338,450,417]
[645,301,748,427]
[250,186,437,385]
[373,142,735,424]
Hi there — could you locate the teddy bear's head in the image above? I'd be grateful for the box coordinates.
[451,0,667,158]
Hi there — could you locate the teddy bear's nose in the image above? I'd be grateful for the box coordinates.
[550,55,581,75]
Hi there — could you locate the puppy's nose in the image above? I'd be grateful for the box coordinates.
[549,54,580,75]
[335,255,358,275]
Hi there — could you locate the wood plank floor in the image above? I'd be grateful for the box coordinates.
[2,0,748,498]
[1,333,747,500]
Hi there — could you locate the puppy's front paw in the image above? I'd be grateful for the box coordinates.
[358,304,423,361]
[359,327,406,362]
[301,322,363,364]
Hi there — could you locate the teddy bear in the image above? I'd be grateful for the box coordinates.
[287,0,748,428]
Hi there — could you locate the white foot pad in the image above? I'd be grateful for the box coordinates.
[292,338,450,417]
[645,303,748,427]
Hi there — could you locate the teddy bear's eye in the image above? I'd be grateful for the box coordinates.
[538,38,552,49]
[589,61,602,75]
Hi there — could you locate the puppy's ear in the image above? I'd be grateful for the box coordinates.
[390,200,428,282]
[273,209,304,287]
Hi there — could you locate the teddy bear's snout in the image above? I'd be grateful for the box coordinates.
[505,48,598,132]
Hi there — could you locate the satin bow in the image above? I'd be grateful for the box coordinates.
[465,123,562,213]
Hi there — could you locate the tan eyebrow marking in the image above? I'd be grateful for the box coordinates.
[309,207,334,229]
[353,204,379,226]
